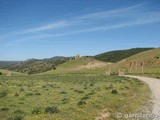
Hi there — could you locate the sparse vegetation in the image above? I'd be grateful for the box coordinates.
[1,107,9,111]
[0,91,7,98]
[94,48,153,62]
[31,107,42,115]
[0,48,158,119]
[45,106,59,114]
[1,57,70,74]
[0,75,150,120]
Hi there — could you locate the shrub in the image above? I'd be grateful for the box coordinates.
[74,90,84,93]
[111,89,118,94]
[105,84,113,90]
[45,106,59,114]
[1,107,9,111]
[0,91,7,98]
[7,114,24,120]
[84,87,88,89]
[89,82,94,86]
[60,91,67,94]
[96,87,101,91]
[14,92,19,97]
[110,71,118,75]
[13,110,25,114]
[31,107,42,115]
[25,92,33,96]
[77,90,84,93]
[124,86,130,90]
[81,95,89,100]
[77,100,86,106]
[88,91,95,95]
[8,110,25,120]
[0,72,2,75]
[61,97,69,104]
[35,92,41,95]
[20,88,25,92]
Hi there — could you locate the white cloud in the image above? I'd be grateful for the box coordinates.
[23,21,70,33]
[75,4,144,20]
[2,3,145,35]
[1,3,160,43]
[46,12,160,37]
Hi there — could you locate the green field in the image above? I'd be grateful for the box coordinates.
[1,48,159,120]
[104,48,160,78]
[0,74,150,120]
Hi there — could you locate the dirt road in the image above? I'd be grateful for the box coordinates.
[125,75,160,120]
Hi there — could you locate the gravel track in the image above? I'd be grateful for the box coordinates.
[126,75,160,120]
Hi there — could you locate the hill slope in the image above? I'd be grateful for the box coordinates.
[108,48,160,76]
[0,69,23,76]
[41,57,109,75]
[0,61,21,68]
[4,57,70,74]
[94,48,154,62]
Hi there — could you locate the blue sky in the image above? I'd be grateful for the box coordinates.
[0,0,160,60]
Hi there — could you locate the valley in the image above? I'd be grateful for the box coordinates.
[0,48,159,120]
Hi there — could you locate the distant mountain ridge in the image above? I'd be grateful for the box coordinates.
[94,48,154,62]
[0,48,157,75]
[0,56,70,74]
[0,61,21,68]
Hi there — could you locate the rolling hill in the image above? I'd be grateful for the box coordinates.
[0,61,21,68]
[2,57,70,74]
[0,48,158,75]
[94,48,154,62]
[107,48,160,77]
[0,69,23,76]
[41,56,109,75]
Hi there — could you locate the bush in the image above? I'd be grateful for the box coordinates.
[13,110,25,114]
[35,92,41,95]
[88,91,95,95]
[1,107,9,111]
[81,96,89,100]
[89,82,95,86]
[111,89,118,94]
[45,106,59,114]
[0,91,7,98]
[61,97,69,104]
[20,88,25,92]
[0,72,2,75]
[105,84,113,90]
[7,114,24,120]
[8,110,25,120]
[31,107,42,115]
[74,90,84,93]
[25,92,33,96]
[110,71,118,75]
[77,100,86,106]
[60,91,67,94]
[14,92,19,97]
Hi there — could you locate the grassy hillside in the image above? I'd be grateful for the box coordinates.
[0,74,150,120]
[0,61,21,68]
[5,57,70,75]
[0,69,23,76]
[41,57,109,75]
[0,50,153,120]
[108,48,160,78]
[94,48,154,62]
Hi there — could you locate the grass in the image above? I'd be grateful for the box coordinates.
[40,57,108,75]
[0,74,150,120]
[0,69,23,76]
[103,48,160,78]
[94,48,153,62]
